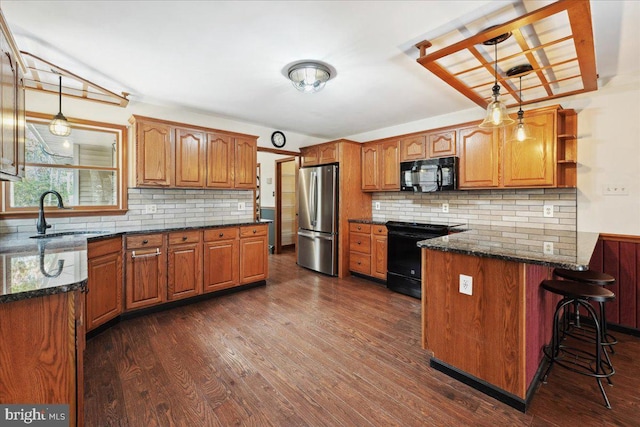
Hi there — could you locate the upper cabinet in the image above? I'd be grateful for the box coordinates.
[458,126,500,188]
[427,129,456,158]
[129,115,258,190]
[361,143,379,191]
[0,11,26,182]
[361,139,399,192]
[399,135,426,162]
[300,141,339,167]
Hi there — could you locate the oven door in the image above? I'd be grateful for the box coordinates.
[386,231,425,280]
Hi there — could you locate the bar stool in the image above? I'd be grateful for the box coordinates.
[541,279,615,408]
[553,268,618,352]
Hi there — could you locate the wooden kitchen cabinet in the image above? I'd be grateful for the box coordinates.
[0,291,84,426]
[125,233,167,310]
[371,225,387,280]
[427,128,456,158]
[175,127,206,187]
[361,139,399,191]
[167,230,203,301]
[133,119,173,187]
[234,136,257,188]
[207,132,233,188]
[203,227,240,292]
[300,145,319,166]
[361,143,379,191]
[458,125,500,188]
[400,135,426,162]
[86,237,123,332]
[300,142,339,167]
[239,224,268,284]
[349,222,372,275]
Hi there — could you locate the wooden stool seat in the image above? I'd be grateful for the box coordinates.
[553,268,615,286]
[541,279,615,303]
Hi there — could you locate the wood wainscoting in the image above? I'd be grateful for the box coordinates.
[589,234,640,331]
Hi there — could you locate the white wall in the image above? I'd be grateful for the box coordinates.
[257,151,297,209]
[346,75,640,236]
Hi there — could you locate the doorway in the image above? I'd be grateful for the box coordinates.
[275,157,298,254]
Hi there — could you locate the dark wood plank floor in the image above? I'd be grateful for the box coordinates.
[85,251,640,426]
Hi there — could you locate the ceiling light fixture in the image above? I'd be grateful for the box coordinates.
[287,62,331,93]
[479,31,515,128]
[49,75,71,137]
[506,64,534,142]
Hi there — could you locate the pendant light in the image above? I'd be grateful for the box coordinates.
[49,75,71,137]
[479,32,515,128]
[506,64,534,142]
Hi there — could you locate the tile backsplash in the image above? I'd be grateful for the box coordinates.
[372,188,577,231]
[0,188,254,234]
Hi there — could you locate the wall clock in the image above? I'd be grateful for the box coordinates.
[271,131,286,148]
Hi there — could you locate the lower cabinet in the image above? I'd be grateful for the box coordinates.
[239,224,269,284]
[349,222,387,281]
[125,233,167,310]
[167,230,203,300]
[203,227,240,292]
[87,237,123,331]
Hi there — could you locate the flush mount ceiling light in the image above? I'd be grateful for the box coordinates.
[507,64,534,142]
[49,75,71,137]
[479,31,515,129]
[287,62,331,93]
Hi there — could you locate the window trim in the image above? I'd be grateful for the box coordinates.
[0,112,128,218]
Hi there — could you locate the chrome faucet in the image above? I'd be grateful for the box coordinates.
[36,190,67,235]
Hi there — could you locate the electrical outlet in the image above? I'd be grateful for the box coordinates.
[442,203,449,213]
[238,202,246,211]
[459,274,472,296]
[441,235,449,242]
[543,205,554,218]
[603,184,629,195]
[144,204,157,214]
[543,241,554,255]
[375,202,381,210]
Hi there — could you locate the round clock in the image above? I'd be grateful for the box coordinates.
[271,131,286,148]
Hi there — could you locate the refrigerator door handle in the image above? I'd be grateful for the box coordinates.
[298,229,334,240]
[310,171,318,226]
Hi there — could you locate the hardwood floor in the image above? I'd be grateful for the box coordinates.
[85,252,640,426]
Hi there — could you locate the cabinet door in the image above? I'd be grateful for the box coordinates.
[239,235,268,284]
[428,129,456,158]
[301,146,319,166]
[400,135,426,161]
[203,239,239,292]
[0,42,17,176]
[234,137,257,188]
[136,121,173,187]
[503,110,555,187]
[175,128,205,187]
[371,234,387,280]
[86,251,123,331]
[458,125,500,188]
[168,242,203,300]
[319,143,338,164]
[206,132,233,188]
[380,140,400,190]
[15,66,25,178]
[125,246,167,310]
[361,143,379,191]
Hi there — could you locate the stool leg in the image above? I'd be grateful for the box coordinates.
[580,300,612,409]
[599,301,616,355]
[542,298,571,384]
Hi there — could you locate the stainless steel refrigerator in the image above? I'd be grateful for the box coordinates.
[297,164,338,276]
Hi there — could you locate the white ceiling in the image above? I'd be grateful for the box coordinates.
[2,1,638,139]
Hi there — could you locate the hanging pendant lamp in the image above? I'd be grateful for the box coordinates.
[49,75,71,137]
[506,64,534,142]
[479,32,515,128]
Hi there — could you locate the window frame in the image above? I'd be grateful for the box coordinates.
[0,112,128,218]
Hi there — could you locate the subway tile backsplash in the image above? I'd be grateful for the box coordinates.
[0,188,255,234]
[372,188,577,231]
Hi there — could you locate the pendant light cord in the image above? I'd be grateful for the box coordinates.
[58,75,63,114]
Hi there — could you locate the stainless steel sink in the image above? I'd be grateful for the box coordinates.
[29,231,109,239]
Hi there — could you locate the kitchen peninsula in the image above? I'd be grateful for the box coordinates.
[418,226,599,411]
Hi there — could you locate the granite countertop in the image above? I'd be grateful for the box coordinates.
[417,226,599,270]
[0,220,269,303]
[348,218,388,225]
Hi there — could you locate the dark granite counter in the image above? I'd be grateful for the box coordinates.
[417,226,599,270]
[0,220,269,303]
[348,218,387,225]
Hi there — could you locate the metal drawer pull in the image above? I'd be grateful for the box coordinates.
[182,236,188,241]
[357,241,361,244]
[142,239,149,244]
[132,248,161,259]
[219,233,224,237]
[253,229,257,234]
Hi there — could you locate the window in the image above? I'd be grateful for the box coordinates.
[1,114,127,216]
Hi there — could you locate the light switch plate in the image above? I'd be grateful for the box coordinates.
[375,202,381,210]
[459,274,472,296]
[238,202,246,211]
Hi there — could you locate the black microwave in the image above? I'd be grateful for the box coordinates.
[400,157,458,192]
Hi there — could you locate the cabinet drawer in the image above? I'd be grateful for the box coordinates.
[240,225,267,238]
[88,237,122,259]
[204,227,238,242]
[168,230,202,245]
[349,223,371,233]
[350,232,371,254]
[372,225,387,236]
[126,234,164,249]
[350,252,371,275]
